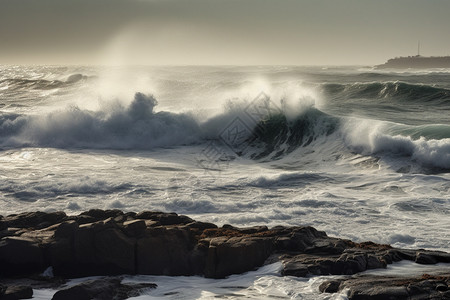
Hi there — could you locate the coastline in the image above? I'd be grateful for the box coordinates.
[1,209,449,299]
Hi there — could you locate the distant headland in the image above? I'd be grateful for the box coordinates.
[376,55,450,69]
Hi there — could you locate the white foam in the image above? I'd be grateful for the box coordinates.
[343,118,450,169]
[1,93,201,149]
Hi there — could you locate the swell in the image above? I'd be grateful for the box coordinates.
[321,81,450,105]
[0,74,88,91]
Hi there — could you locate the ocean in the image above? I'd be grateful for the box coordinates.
[1,65,449,299]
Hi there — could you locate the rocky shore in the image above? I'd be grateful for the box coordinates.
[0,210,449,299]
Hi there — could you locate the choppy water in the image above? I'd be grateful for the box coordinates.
[1,65,449,299]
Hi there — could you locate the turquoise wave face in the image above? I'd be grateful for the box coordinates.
[242,108,339,160]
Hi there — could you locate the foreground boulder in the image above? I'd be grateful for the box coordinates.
[0,210,448,285]
[51,278,156,300]
[280,246,450,278]
[319,273,450,300]
[0,285,33,300]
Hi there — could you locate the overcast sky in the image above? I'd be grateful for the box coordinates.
[1,0,450,65]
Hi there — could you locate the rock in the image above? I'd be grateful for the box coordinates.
[416,250,450,264]
[237,226,268,234]
[136,227,197,275]
[182,221,218,231]
[0,228,22,240]
[320,274,450,300]
[0,237,44,276]
[367,254,387,269]
[93,228,135,273]
[122,220,146,237]
[77,209,124,223]
[66,209,126,225]
[349,286,409,300]
[0,210,448,284]
[204,236,274,278]
[319,280,341,293]
[143,220,159,227]
[272,226,337,253]
[134,211,194,225]
[53,221,79,239]
[0,285,33,300]
[281,247,450,278]
[70,222,135,276]
[2,212,66,230]
[282,251,374,277]
[47,238,74,276]
[416,252,439,264]
[51,278,156,300]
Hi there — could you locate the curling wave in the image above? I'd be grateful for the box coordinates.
[242,108,339,159]
[0,74,87,91]
[342,118,450,171]
[322,81,450,104]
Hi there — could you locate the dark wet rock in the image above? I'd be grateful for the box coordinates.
[0,236,44,276]
[0,209,448,293]
[416,252,439,265]
[77,209,124,223]
[236,225,268,234]
[52,221,79,239]
[182,221,218,231]
[0,285,33,300]
[68,222,135,277]
[134,211,194,225]
[122,219,146,237]
[136,226,199,275]
[93,227,135,273]
[416,251,450,264]
[281,249,387,277]
[319,274,450,300]
[0,228,22,240]
[318,280,341,293]
[0,212,67,230]
[51,278,156,300]
[204,236,274,278]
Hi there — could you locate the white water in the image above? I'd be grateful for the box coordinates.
[31,261,450,299]
[1,65,449,299]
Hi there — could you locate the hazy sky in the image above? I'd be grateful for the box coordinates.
[1,0,450,65]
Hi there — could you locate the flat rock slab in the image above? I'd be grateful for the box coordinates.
[52,278,156,300]
[319,273,450,300]
[0,285,33,300]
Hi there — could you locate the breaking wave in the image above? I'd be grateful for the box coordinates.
[342,118,450,171]
[1,91,449,171]
[0,93,201,149]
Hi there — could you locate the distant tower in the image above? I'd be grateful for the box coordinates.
[417,41,420,56]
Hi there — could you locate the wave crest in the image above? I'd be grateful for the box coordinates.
[0,93,201,149]
[343,119,450,170]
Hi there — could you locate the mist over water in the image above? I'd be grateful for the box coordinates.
[1,65,450,298]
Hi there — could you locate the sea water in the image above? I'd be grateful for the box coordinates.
[1,65,449,298]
